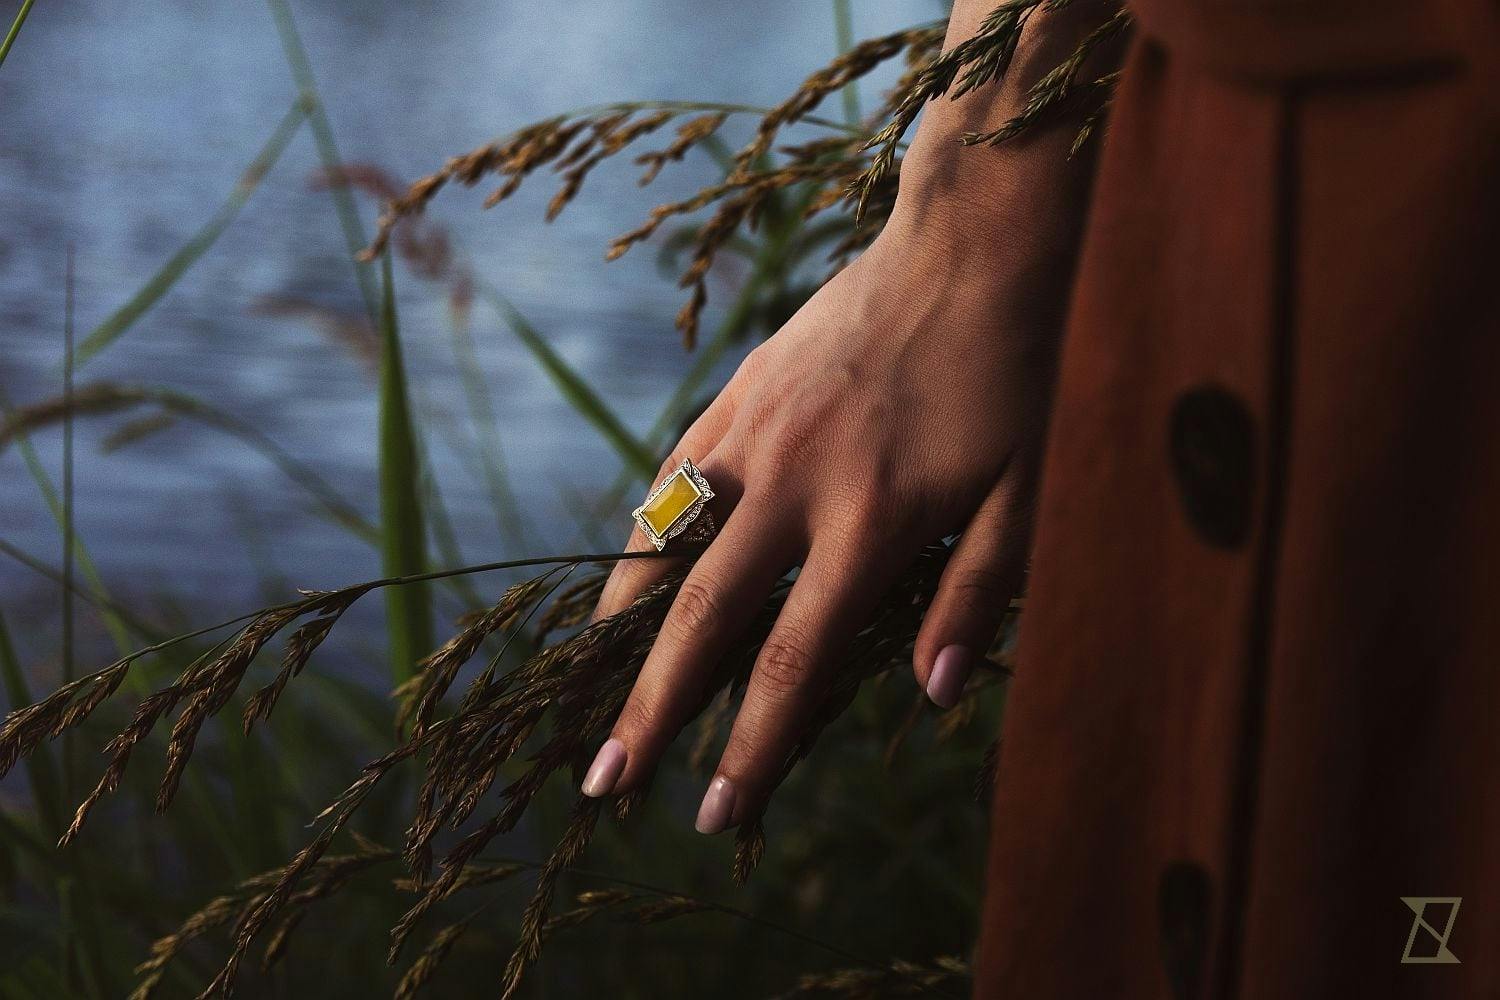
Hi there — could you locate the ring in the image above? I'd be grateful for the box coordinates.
[633,458,717,551]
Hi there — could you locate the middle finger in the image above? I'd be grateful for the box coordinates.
[581,486,795,797]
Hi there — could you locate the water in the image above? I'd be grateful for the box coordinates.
[0,0,931,647]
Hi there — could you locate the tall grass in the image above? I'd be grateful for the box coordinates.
[75,100,310,367]
[0,1,1120,995]
[377,255,434,685]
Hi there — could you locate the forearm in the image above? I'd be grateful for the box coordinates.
[881,1,1124,324]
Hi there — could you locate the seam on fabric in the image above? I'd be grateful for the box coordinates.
[1215,89,1302,1000]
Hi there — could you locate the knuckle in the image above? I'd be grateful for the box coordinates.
[823,486,909,546]
[740,394,779,442]
[734,344,770,384]
[754,634,816,698]
[666,581,726,639]
[775,412,823,467]
[614,558,656,595]
[614,698,670,755]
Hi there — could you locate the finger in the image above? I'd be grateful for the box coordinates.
[695,535,904,833]
[912,475,1033,709]
[581,492,794,798]
[591,434,739,625]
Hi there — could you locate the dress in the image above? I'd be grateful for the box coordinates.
[973,2,1500,996]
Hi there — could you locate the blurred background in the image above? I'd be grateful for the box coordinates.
[0,2,998,997]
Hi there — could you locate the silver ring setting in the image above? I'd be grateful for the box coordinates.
[632,458,717,551]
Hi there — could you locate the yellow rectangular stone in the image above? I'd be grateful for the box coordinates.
[640,470,702,537]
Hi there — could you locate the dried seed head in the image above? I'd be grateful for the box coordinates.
[636,111,728,185]
[771,956,971,999]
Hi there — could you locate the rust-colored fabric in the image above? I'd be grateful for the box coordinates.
[974,3,1500,998]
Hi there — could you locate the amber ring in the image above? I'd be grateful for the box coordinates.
[633,458,717,551]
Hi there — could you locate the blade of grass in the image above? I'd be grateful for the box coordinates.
[448,302,527,548]
[0,609,63,835]
[61,248,76,803]
[377,254,433,684]
[0,386,163,655]
[0,539,159,645]
[832,0,861,124]
[0,401,250,873]
[0,0,36,71]
[266,0,379,323]
[146,388,377,543]
[477,284,656,480]
[261,6,485,619]
[60,247,107,1000]
[1,384,490,611]
[413,446,489,615]
[74,99,308,367]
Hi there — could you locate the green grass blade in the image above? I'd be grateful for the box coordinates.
[0,383,480,609]
[149,388,378,542]
[832,0,861,124]
[0,539,160,643]
[449,306,527,547]
[62,248,76,805]
[478,284,656,480]
[0,610,63,835]
[0,0,36,70]
[414,458,489,615]
[0,386,143,656]
[263,0,480,624]
[0,393,249,871]
[377,255,433,683]
[74,99,308,367]
[267,0,380,323]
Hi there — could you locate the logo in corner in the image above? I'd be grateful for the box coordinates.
[1400,897,1461,964]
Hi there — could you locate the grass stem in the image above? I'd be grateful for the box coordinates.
[0,0,36,70]
[832,0,862,124]
[267,0,380,323]
[377,255,434,684]
[74,100,308,367]
[61,248,76,804]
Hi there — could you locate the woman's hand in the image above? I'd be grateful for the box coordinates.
[577,0,1115,834]
[579,218,1059,833]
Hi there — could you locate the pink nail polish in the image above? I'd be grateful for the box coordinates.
[926,645,975,709]
[580,738,627,798]
[694,775,737,835]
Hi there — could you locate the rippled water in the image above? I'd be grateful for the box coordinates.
[0,0,930,643]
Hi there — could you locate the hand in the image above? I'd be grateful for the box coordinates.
[578,219,1059,834]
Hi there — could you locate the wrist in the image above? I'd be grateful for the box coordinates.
[867,168,1085,331]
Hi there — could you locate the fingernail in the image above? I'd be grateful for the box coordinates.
[581,738,627,798]
[926,645,975,709]
[694,775,737,835]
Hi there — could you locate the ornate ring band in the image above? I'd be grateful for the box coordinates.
[633,458,717,551]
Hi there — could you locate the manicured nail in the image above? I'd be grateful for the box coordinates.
[926,645,975,709]
[694,775,737,835]
[580,738,627,798]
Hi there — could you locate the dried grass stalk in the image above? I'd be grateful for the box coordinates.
[361,3,1124,353]
[130,842,397,1000]
[960,7,1131,148]
[853,0,1128,216]
[1,539,971,996]
[772,956,971,999]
